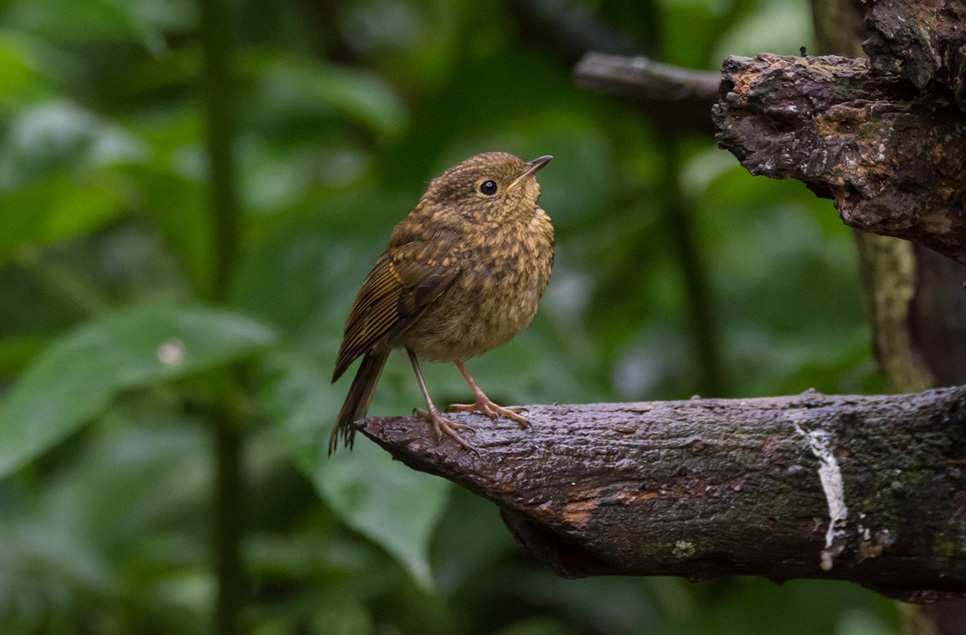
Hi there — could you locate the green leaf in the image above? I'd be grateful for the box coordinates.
[0,173,126,261]
[0,305,277,479]
[123,163,213,298]
[0,99,151,263]
[4,0,190,55]
[264,352,449,591]
[318,443,449,592]
[0,32,44,101]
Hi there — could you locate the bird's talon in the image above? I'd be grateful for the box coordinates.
[415,407,473,450]
[505,405,531,428]
[448,399,530,428]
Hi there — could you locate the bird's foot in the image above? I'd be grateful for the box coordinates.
[448,397,530,428]
[414,407,474,451]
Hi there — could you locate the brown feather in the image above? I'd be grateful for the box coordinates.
[332,243,461,382]
[328,350,388,453]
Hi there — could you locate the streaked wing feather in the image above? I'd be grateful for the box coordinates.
[332,244,459,381]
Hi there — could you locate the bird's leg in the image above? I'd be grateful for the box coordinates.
[407,349,473,450]
[447,360,530,428]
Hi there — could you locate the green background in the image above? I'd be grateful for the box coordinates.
[0,0,898,632]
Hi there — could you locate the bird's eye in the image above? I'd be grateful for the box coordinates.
[479,180,498,196]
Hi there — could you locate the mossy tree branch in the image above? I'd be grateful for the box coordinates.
[359,387,966,603]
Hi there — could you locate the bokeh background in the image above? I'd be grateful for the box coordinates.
[0,0,899,632]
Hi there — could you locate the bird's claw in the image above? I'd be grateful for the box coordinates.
[447,399,530,428]
[414,408,475,451]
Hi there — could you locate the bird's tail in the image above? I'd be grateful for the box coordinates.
[329,351,389,454]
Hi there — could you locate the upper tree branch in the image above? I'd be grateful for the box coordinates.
[573,52,720,103]
[711,0,966,264]
[573,1,966,263]
[360,387,966,603]
[712,53,966,265]
[573,52,720,134]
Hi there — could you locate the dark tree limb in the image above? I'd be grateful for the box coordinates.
[573,52,720,133]
[361,387,966,603]
[710,0,966,265]
[573,52,720,104]
[712,53,966,265]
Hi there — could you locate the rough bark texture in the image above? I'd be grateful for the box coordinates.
[361,387,966,603]
[863,0,966,111]
[712,53,966,265]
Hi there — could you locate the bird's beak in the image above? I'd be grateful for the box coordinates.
[507,155,552,191]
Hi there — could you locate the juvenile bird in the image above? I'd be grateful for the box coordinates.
[330,152,554,453]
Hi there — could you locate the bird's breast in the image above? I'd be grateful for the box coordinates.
[399,212,554,361]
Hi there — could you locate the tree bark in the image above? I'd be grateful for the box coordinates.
[862,0,966,112]
[712,53,966,265]
[360,387,966,603]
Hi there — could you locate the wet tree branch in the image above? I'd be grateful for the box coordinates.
[713,0,966,264]
[360,387,966,603]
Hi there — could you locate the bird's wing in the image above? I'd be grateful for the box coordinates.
[332,241,460,382]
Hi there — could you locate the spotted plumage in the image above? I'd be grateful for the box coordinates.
[330,152,554,453]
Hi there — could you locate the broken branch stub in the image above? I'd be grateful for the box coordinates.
[361,386,966,602]
[712,53,966,265]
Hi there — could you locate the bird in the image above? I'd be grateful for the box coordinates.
[329,151,554,453]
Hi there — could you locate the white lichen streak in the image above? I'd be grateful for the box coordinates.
[791,416,848,571]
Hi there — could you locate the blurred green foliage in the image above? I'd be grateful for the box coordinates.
[0,0,896,633]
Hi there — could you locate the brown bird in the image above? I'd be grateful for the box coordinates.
[329,152,554,453]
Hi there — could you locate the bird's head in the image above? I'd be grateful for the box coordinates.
[426,152,552,224]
